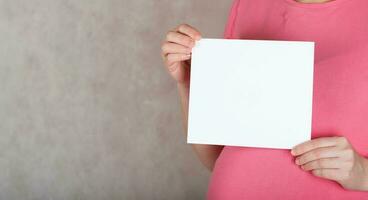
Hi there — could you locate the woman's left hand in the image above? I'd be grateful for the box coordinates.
[291,136,368,191]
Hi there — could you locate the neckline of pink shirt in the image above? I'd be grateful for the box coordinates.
[283,0,350,9]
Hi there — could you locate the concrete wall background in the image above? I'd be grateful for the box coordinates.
[0,0,232,199]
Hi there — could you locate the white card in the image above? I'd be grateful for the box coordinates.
[187,38,314,149]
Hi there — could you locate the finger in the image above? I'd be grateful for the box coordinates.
[335,136,350,146]
[291,137,340,156]
[162,42,192,57]
[295,146,340,165]
[175,24,202,40]
[166,31,195,48]
[301,158,340,171]
[166,53,191,67]
[311,169,340,181]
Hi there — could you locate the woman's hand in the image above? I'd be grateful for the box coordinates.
[161,24,202,86]
[161,25,221,171]
[291,136,368,191]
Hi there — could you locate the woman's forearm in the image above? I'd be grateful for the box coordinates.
[177,83,223,171]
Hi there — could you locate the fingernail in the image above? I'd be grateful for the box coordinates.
[291,149,295,156]
[196,35,202,40]
[190,40,196,47]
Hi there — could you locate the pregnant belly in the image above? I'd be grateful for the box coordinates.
[207,146,368,200]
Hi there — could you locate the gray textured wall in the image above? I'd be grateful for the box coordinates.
[0,0,232,199]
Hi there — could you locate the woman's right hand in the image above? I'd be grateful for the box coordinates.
[161,24,222,171]
[161,24,202,86]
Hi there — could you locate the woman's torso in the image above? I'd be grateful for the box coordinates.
[208,0,368,199]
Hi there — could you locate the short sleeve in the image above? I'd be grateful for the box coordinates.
[223,0,241,39]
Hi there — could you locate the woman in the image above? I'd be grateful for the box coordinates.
[161,0,368,199]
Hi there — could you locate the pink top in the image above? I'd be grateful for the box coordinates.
[207,0,368,199]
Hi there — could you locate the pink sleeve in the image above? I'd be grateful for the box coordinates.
[223,0,240,39]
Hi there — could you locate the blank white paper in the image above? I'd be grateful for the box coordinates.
[187,38,314,149]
